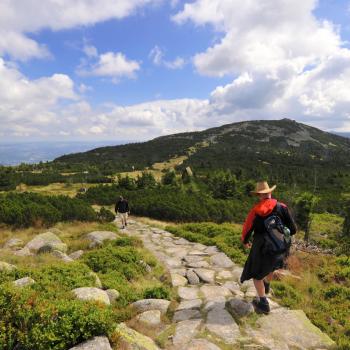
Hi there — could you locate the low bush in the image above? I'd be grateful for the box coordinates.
[0,192,96,227]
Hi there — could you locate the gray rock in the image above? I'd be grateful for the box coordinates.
[106,289,120,303]
[232,267,244,282]
[203,297,226,312]
[186,269,200,285]
[170,268,187,276]
[69,336,112,350]
[205,308,240,344]
[226,298,254,318]
[176,299,202,311]
[192,243,207,251]
[136,310,162,326]
[173,319,202,346]
[173,309,201,322]
[178,287,199,300]
[184,339,221,350]
[86,231,118,247]
[13,277,35,288]
[174,238,190,245]
[0,261,16,271]
[223,281,242,295]
[131,299,170,315]
[193,268,215,283]
[183,255,203,263]
[114,323,160,350]
[204,246,219,255]
[139,260,152,272]
[14,247,33,257]
[69,250,84,260]
[171,273,188,287]
[164,258,182,268]
[210,253,234,268]
[200,285,232,300]
[25,232,67,254]
[217,270,233,279]
[51,250,74,262]
[72,287,110,305]
[188,250,209,256]
[186,260,210,268]
[3,238,24,250]
[247,309,336,350]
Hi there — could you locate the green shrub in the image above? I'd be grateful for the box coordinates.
[143,286,170,299]
[97,207,115,223]
[270,281,302,308]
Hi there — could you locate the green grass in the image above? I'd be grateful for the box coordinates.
[0,225,171,350]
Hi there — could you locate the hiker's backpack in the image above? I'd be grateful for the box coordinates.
[262,204,291,255]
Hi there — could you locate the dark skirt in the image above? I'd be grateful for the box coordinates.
[240,234,285,283]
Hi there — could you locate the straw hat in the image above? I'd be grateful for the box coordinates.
[251,181,276,195]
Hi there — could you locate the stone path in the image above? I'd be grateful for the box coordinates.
[117,217,336,350]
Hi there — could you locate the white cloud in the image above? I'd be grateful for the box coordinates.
[149,45,186,69]
[0,0,157,60]
[83,45,98,58]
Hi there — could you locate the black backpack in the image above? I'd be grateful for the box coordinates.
[262,204,291,255]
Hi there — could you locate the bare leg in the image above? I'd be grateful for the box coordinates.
[253,279,265,298]
[264,272,274,282]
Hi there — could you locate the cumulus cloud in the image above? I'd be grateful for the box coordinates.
[149,45,186,69]
[0,0,156,60]
[79,51,140,81]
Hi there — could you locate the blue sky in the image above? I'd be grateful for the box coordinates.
[1,0,350,142]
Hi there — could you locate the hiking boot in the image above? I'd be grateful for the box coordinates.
[264,280,270,294]
[252,297,270,314]
[125,223,128,226]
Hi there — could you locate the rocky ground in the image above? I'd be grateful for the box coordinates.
[115,217,336,350]
[0,217,337,350]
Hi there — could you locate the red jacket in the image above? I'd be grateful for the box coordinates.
[241,198,294,243]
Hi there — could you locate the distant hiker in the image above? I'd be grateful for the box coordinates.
[240,181,297,314]
[115,195,130,229]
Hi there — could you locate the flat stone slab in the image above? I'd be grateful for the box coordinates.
[193,268,215,283]
[183,255,204,263]
[136,310,162,326]
[223,281,242,295]
[173,319,202,346]
[132,299,170,315]
[178,287,199,300]
[170,268,187,276]
[204,296,226,312]
[247,309,336,350]
[171,273,188,287]
[188,250,209,256]
[210,253,234,268]
[204,246,219,255]
[176,299,202,311]
[164,258,182,268]
[186,261,210,268]
[184,339,221,350]
[205,308,240,344]
[200,285,232,300]
[72,287,110,305]
[173,309,201,322]
[232,267,244,282]
[217,270,233,279]
[174,238,190,245]
[115,323,160,350]
[69,336,112,350]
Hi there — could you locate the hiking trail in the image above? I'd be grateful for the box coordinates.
[116,216,336,350]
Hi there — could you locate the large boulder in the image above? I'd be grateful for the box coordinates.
[69,336,112,350]
[14,247,33,257]
[247,309,336,349]
[85,231,118,247]
[25,232,67,254]
[69,250,84,260]
[136,310,162,326]
[13,277,35,288]
[131,299,170,315]
[72,287,110,305]
[0,261,16,272]
[114,323,160,350]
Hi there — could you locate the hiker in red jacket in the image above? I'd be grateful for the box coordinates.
[240,181,297,314]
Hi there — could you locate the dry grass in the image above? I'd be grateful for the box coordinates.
[15,182,96,197]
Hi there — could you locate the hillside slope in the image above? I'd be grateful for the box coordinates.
[54,119,350,179]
